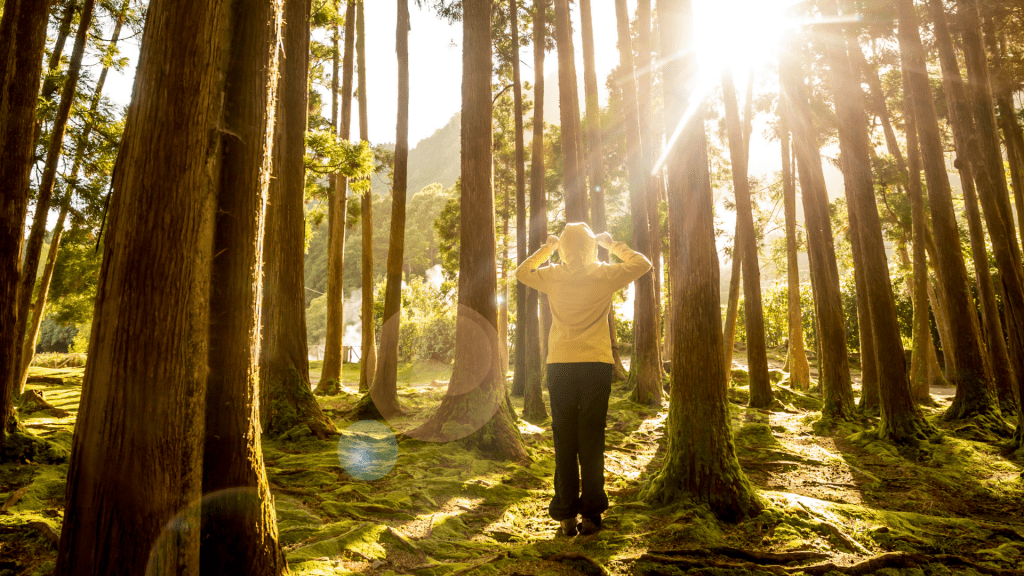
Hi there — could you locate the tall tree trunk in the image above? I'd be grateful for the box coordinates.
[261,0,337,438]
[780,39,856,421]
[637,0,662,334]
[722,226,742,376]
[500,190,510,374]
[19,205,68,386]
[614,0,662,406]
[780,121,811,391]
[511,0,529,399]
[319,0,357,394]
[644,0,761,521]
[18,0,131,393]
[357,0,375,394]
[579,0,625,381]
[928,0,1017,415]
[32,0,78,154]
[825,1,933,442]
[552,0,587,222]
[411,0,527,461]
[202,0,286,570]
[895,0,999,426]
[54,0,225,568]
[722,70,772,408]
[523,0,548,421]
[954,0,1024,428]
[0,0,53,446]
[13,0,97,385]
[364,0,410,419]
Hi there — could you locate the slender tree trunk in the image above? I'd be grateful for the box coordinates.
[13,0,97,383]
[261,0,337,438]
[781,39,856,421]
[32,0,78,154]
[19,205,68,387]
[522,0,548,421]
[637,0,662,334]
[411,0,527,460]
[552,0,587,222]
[319,0,357,394]
[615,0,662,406]
[54,0,225,567]
[826,0,933,442]
[500,192,510,374]
[722,226,742,376]
[644,0,761,521]
[780,122,811,391]
[928,0,1017,415]
[511,0,529,399]
[895,0,999,427]
[202,0,286,570]
[955,0,1024,427]
[364,0,410,419]
[357,0,375,394]
[722,70,772,408]
[18,0,131,393]
[0,0,53,445]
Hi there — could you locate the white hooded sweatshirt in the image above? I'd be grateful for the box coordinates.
[515,222,652,365]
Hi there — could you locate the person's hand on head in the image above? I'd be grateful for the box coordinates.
[546,235,560,251]
[595,232,613,249]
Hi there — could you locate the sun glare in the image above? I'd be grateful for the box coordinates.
[691,0,793,83]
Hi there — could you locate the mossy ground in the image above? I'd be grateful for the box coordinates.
[2,352,1022,576]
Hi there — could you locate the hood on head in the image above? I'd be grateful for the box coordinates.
[558,222,597,269]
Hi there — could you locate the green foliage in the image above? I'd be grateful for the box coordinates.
[396,276,457,363]
[35,317,78,354]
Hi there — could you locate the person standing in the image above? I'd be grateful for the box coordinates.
[516,222,652,536]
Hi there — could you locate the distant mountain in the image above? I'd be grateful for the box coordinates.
[370,112,461,196]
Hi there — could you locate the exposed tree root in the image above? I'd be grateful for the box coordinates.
[648,547,829,564]
[16,390,70,418]
[789,552,1024,576]
[637,550,1024,576]
[24,375,64,385]
[543,551,610,576]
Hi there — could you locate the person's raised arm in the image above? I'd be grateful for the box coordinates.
[515,235,560,292]
[596,232,652,292]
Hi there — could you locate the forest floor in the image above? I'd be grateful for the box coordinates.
[2,351,1024,576]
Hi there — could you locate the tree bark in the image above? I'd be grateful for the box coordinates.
[13,0,97,387]
[552,0,587,223]
[954,0,1024,427]
[261,0,337,438]
[0,0,54,446]
[615,0,662,407]
[780,122,811,391]
[895,0,999,426]
[927,0,1017,415]
[318,0,357,394]
[365,0,410,419]
[781,39,856,421]
[54,0,224,568]
[637,0,662,334]
[644,0,761,521]
[825,1,933,442]
[722,226,742,376]
[722,70,772,408]
[202,0,286,570]
[522,0,549,421]
[357,0,375,394]
[511,0,529,399]
[411,0,528,461]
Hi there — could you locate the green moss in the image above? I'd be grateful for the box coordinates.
[287,522,389,562]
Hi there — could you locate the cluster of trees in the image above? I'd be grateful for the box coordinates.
[2,0,1024,570]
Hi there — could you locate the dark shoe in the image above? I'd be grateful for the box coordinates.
[559,518,578,536]
[579,516,601,535]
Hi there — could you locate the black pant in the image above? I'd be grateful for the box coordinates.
[546,362,613,522]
